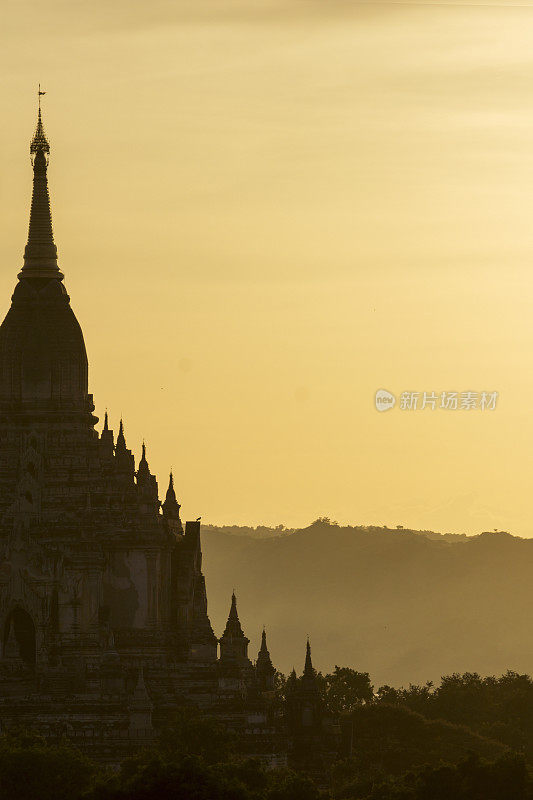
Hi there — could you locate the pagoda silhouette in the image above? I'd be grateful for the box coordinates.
[0,102,331,767]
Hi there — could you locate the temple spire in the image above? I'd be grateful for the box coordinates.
[116,418,126,450]
[162,471,180,518]
[222,592,246,639]
[137,440,150,483]
[162,471,183,533]
[20,93,63,280]
[256,627,276,690]
[100,410,114,454]
[303,638,315,678]
[219,592,250,666]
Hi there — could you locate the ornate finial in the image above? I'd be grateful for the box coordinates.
[141,440,146,460]
[31,86,50,160]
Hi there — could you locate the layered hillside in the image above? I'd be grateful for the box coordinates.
[201,520,533,686]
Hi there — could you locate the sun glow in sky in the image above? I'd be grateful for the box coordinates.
[2,0,533,535]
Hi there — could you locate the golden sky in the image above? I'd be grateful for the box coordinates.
[2,0,533,535]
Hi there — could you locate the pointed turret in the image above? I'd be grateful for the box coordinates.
[136,441,159,514]
[303,638,315,680]
[114,418,135,482]
[287,667,298,690]
[162,472,183,534]
[137,441,150,483]
[256,627,276,691]
[219,592,250,667]
[116,418,126,451]
[100,410,114,456]
[162,471,179,513]
[100,409,115,463]
[286,640,324,743]
[20,102,63,280]
[224,592,245,638]
[259,628,268,654]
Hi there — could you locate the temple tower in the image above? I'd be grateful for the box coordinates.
[256,628,276,691]
[0,101,215,682]
[0,101,287,765]
[0,106,92,424]
[219,592,250,667]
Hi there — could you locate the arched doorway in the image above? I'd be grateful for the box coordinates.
[4,608,36,666]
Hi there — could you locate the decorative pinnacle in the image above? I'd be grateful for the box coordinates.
[116,418,126,450]
[256,626,274,674]
[221,591,248,642]
[137,440,150,483]
[162,471,181,519]
[303,638,314,677]
[21,91,63,280]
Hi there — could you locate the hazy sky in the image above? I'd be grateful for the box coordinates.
[2,0,533,535]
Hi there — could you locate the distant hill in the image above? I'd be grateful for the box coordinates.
[201,520,533,687]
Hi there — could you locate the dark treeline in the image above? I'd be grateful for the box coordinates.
[5,668,533,800]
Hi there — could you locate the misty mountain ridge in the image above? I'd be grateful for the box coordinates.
[202,518,517,543]
[201,519,531,688]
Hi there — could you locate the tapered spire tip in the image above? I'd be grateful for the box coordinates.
[303,638,314,677]
[21,92,63,280]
